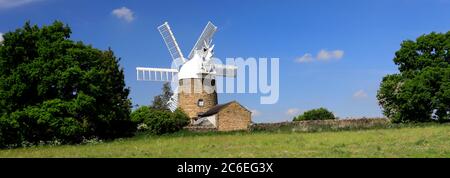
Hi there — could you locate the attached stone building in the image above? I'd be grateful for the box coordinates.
[190,101,252,131]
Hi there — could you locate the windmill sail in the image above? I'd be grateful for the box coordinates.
[188,21,217,59]
[158,22,185,63]
[136,67,178,81]
[167,91,178,112]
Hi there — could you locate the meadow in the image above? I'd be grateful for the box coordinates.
[0,123,449,158]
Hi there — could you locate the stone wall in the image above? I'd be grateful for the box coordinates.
[178,78,217,119]
[250,118,389,132]
[217,102,252,131]
[184,125,217,132]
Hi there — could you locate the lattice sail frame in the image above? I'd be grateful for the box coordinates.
[158,22,185,63]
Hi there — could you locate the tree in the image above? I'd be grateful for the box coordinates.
[151,82,173,111]
[293,108,335,121]
[377,31,450,123]
[0,21,135,147]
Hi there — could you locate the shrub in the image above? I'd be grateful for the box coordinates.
[0,21,135,148]
[130,106,153,124]
[294,108,335,121]
[131,107,190,135]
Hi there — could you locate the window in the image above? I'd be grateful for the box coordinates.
[198,99,204,107]
[202,79,215,87]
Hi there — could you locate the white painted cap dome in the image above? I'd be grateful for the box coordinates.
[178,52,203,79]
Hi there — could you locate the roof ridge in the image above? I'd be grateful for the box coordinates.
[198,101,234,117]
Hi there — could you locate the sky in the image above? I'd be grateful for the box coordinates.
[1,0,449,123]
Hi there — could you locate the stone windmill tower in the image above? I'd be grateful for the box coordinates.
[136,22,237,121]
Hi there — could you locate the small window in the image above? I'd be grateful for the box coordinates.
[198,99,204,107]
[202,79,215,86]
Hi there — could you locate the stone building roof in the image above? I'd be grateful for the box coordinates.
[198,100,250,117]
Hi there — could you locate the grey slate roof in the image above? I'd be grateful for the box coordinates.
[198,101,250,117]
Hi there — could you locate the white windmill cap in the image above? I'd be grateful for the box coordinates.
[178,52,203,79]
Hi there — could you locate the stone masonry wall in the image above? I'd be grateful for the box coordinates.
[217,102,252,131]
[178,78,217,119]
[250,118,389,132]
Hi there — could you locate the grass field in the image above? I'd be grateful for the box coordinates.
[0,124,449,158]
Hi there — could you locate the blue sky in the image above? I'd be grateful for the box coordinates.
[1,0,449,122]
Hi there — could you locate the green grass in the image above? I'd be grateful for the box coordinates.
[1,123,449,158]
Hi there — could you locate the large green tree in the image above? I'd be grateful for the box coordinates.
[0,21,135,147]
[377,31,450,123]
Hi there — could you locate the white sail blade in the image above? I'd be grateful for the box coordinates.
[167,91,178,112]
[214,64,237,77]
[136,67,178,81]
[188,21,217,59]
[158,22,185,63]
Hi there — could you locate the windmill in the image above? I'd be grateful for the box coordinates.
[136,21,237,119]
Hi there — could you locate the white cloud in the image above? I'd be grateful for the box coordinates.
[317,49,344,60]
[295,49,344,63]
[0,33,3,43]
[250,109,261,117]
[286,108,300,116]
[295,53,313,63]
[353,89,368,99]
[0,0,42,8]
[112,7,135,22]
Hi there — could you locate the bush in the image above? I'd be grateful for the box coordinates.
[130,106,153,124]
[0,21,135,148]
[131,106,190,135]
[293,108,335,121]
